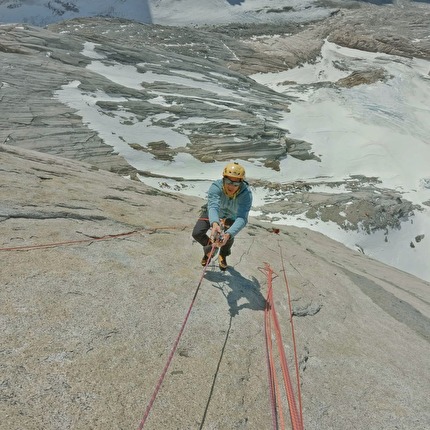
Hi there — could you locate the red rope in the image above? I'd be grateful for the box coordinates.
[0,230,142,251]
[264,281,287,430]
[264,281,278,430]
[279,246,304,428]
[262,263,304,430]
[0,225,190,252]
[136,243,217,429]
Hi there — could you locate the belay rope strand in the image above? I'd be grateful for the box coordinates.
[136,243,218,430]
[279,244,304,427]
[261,259,304,430]
[0,225,189,252]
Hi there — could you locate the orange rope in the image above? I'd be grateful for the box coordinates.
[0,230,140,251]
[279,245,304,428]
[262,263,304,430]
[0,225,190,252]
[265,281,278,429]
[265,282,287,430]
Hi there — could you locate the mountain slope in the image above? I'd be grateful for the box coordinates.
[1,144,430,429]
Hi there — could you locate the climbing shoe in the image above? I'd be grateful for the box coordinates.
[218,255,228,271]
[201,254,211,267]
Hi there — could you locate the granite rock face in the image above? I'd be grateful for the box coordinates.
[1,144,430,429]
[1,5,429,429]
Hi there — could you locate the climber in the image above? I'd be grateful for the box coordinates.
[192,161,253,270]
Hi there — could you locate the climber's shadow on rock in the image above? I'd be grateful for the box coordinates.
[204,266,266,317]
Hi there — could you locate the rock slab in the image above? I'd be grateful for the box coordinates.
[1,145,429,429]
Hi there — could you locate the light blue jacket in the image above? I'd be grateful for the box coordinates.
[207,179,253,237]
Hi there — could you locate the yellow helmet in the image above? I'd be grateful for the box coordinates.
[223,162,245,180]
